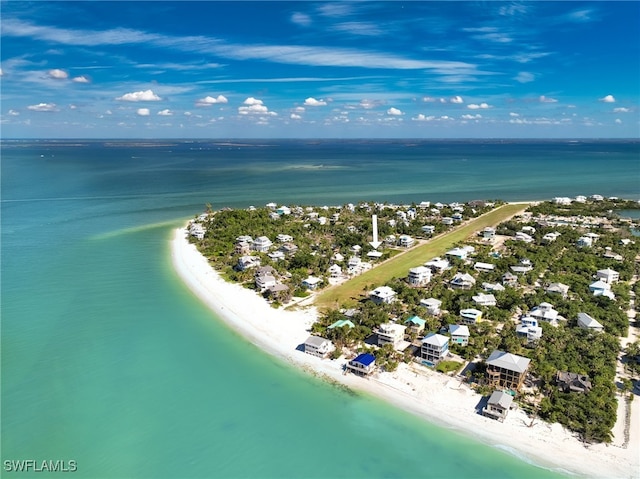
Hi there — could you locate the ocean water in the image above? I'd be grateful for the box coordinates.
[2,139,638,479]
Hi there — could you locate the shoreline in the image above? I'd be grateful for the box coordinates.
[170,226,639,479]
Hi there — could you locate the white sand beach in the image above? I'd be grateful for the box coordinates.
[171,226,639,479]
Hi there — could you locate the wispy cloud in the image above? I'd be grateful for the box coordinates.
[27,102,57,112]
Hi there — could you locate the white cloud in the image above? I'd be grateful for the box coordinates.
[136,108,150,116]
[387,107,403,116]
[600,94,615,103]
[515,72,535,83]
[294,106,305,113]
[184,111,192,116]
[539,95,558,103]
[157,109,173,116]
[461,114,482,120]
[615,118,622,124]
[116,89,161,102]
[48,68,68,79]
[196,94,228,106]
[613,107,630,113]
[0,68,4,77]
[509,112,520,117]
[238,97,276,116]
[359,99,383,109]
[8,109,20,116]
[27,102,57,112]
[72,75,90,83]
[467,103,489,110]
[291,12,311,27]
[304,97,327,106]
[290,113,302,120]
[450,96,464,104]
[413,114,435,122]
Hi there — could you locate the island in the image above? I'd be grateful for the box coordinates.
[171,196,640,479]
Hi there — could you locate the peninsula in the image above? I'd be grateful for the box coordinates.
[171,197,640,478]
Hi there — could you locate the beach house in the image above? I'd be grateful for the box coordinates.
[424,257,450,273]
[502,272,518,287]
[472,293,497,307]
[473,262,495,273]
[482,227,496,240]
[420,333,449,365]
[589,280,615,299]
[302,276,323,291]
[545,282,570,298]
[449,272,476,290]
[328,264,342,279]
[421,225,435,234]
[407,266,432,286]
[446,246,474,260]
[485,350,531,391]
[596,268,619,284]
[252,236,273,252]
[555,371,593,394]
[404,316,426,335]
[529,302,560,323]
[377,323,407,349]
[398,235,415,248]
[237,255,260,271]
[460,308,482,325]
[370,286,396,305]
[304,336,334,358]
[347,353,376,376]
[577,312,604,332]
[482,390,514,422]
[449,324,470,346]
[420,298,442,316]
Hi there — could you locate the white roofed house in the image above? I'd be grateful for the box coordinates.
[460,308,483,325]
[237,255,260,271]
[377,323,407,349]
[252,236,273,252]
[577,312,604,332]
[370,286,396,305]
[542,232,561,243]
[472,293,497,307]
[545,282,569,298]
[446,246,474,260]
[420,298,442,316]
[529,302,560,324]
[449,324,470,346]
[398,235,415,248]
[474,262,495,273]
[589,280,615,299]
[407,266,432,287]
[424,257,450,273]
[420,333,450,365]
[328,264,342,279]
[514,231,534,243]
[517,317,542,343]
[276,233,293,243]
[483,282,505,293]
[449,272,476,290]
[304,336,334,358]
[421,225,435,234]
[482,227,496,240]
[596,268,619,284]
[302,276,323,291]
[189,222,206,240]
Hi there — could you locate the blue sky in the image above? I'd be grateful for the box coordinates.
[1,1,639,138]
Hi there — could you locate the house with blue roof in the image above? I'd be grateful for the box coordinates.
[347,353,376,376]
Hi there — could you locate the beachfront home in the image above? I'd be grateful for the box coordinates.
[328,264,342,279]
[555,371,593,394]
[424,257,450,273]
[420,333,449,365]
[304,336,334,358]
[377,323,407,349]
[256,274,277,292]
[404,316,426,335]
[545,282,570,298]
[189,222,206,240]
[267,283,290,302]
[449,324,470,346]
[596,268,620,284]
[485,350,531,391]
[302,276,323,291]
[449,273,476,290]
[482,227,496,240]
[407,266,432,287]
[252,236,273,252]
[589,280,615,299]
[328,319,355,330]
[420,298,442,316]
[235,241,251,255]
[472,293,497,307]
[473,262,495,273]
[577,312,604,332]
[347,353,376,376]
[370,286,396,305]
[460,308,482,325]
[482,390,514,422]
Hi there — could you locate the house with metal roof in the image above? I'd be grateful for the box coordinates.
[577,312,604,332]
[404,316,426,335]
[449,324,470,346]
[420,298,442,316]
[347,353,376,376]
[449,272,476,290]
[596,268,619,284]
[482,390,514,422]
[377,323,407,349]
[304,336,334,358]
[460,308,482,325]
[370,286,396,305]
[420,333,449,365]
[485,350,531,391]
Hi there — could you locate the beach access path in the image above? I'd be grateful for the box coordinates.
[171,225,640,479]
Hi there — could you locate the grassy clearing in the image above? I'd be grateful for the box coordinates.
[314,203,528,310]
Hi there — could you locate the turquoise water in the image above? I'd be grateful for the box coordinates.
[3,139,638,478]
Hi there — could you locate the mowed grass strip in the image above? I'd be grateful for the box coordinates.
[314,203,529,310]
